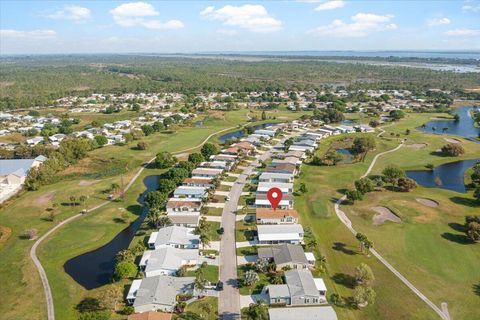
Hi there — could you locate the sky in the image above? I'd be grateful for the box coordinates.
[0,0,479,54]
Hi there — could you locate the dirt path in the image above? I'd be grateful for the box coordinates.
[334,137,450,320]
[30,125,238,320]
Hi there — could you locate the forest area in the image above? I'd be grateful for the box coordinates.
[1,55,480,110]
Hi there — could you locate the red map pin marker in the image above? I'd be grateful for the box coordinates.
[267,187,283,211]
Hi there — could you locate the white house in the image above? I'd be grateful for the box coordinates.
[257,224,304,245]
[147,226,200,249]
[139,247,199,277]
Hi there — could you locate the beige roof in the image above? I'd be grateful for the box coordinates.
[256,208,299,219]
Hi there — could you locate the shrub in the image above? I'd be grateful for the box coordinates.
[441,143,465,157]
[397,177,417,192]
[113,261,137,280]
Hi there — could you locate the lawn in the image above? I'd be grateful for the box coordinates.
[186,265,219,283]
[0,108,311,320]
[179,297,218,320]
[294,129,439,319]
[204,207,223,216]
[238,265,271,295]
[293,110,480,320]
[338,112,480,320]
[235,220,256,242]
[206,221,222,242]
[236,246,260,257]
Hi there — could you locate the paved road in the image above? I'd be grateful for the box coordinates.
[30,125,237,320]
[218,134,297,319]
[334,138,450,320]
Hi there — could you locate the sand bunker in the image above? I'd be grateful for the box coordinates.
[405,143,427,149]
[416,198,439,208]
[78,180,101,186]
[444,138,461,144]
[34,191,56,206]
[372,206,402,225]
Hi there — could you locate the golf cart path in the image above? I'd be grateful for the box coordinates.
[30,125,237,320]
[334,137,450,320]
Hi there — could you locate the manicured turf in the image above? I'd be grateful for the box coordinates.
[179,297,218,320]
[339,112,480,320]
[0,108,307,319]
[186,265,219,283]
[294,132,439,319]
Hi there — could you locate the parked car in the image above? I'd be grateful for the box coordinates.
[218,227,224,235]
[216,281,224,291]
[225,196,230,201]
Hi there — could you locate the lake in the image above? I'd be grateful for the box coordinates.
[218,122,278,142]
[336,148,354,163]
[406,159,480,193]
[63,174,158,289]
[416,106,480,141]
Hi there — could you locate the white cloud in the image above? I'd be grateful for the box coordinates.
[217,29,238,36]
[0,29,57,39]
[110,2,183,29]
[47,5,91,22]
[462,4,480,12]
[444,28,480,36]
[200,4,282,33]
[310,13,397,37]
[427,17,450,26]
[315,1,346,11]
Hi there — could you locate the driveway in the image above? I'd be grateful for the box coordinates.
[237,255,258,265]
[240,293,269,308]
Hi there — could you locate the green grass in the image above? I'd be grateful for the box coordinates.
[179,297,218,320]
[235,220,256,242]
[236,246,260,256]
[293,111,480,319]
[206,221,222,242]
[186,265,219,283]
[204,207,223,216]
[294,133,439,319]
[238,265,270,295]
[0,108,313,320]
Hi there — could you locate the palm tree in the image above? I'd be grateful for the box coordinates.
[70,196,76,207]
[356,233,367,254]
[146,208,162,229]
[79,195,87,211]
[158,216,172,228]
[116,249,132,262]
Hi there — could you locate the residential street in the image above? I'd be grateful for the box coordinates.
[218,134,296,319]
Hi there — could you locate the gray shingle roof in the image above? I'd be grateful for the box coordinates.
[258,244,308,266]
[0,159,36,177]
[133,276,194,309]
[155,226,200,247]
[284,269,319,298]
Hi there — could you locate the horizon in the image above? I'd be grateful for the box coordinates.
[1,1,480,54]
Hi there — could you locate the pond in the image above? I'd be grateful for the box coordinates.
[416,106,480,142]
[406,159,480,193]
[218,122,278,142]
[63,174,158,289]
[336,148,354,163]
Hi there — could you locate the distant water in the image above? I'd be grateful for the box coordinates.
[417,106,480,141]
[200,51,480,59]
[406,159,480,193]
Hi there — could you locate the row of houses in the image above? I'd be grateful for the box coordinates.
[244,125,339,320]
[126,139,252,315]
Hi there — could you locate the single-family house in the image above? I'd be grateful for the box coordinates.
[147,226,200,250]
[256,224,304,245]
[257,244,308,271]
[191,168,223,179]
[256,208,299,224]
[264,269,327,306]
[256,182,293,195]
[268,306,337,320]
[128,311,172,320]
[126,276,195,313]
[166,198,202,215]
[255,193,293,209]
[259,172,294,184]
[26,136,44,146]
[139,247,199,277]
[265,163,297,175]
[182,178,213,188]
[173,186,208,199]
[167,214,200,228]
